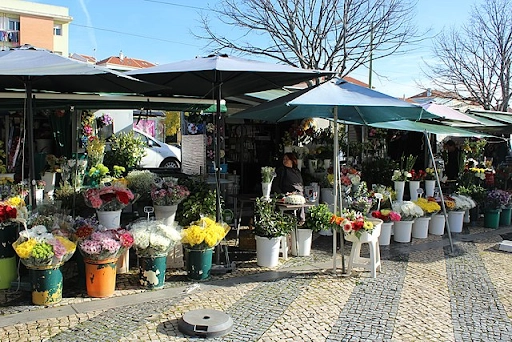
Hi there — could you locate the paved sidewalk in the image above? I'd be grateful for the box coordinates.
[0,224,511,341]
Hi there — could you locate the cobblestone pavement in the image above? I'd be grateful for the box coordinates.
[0,224,511,342]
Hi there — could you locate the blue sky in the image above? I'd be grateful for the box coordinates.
[32,0,482,98]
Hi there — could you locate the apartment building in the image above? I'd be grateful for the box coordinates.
[0,0,72,55]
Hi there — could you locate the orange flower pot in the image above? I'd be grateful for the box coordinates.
[84,258,118,298]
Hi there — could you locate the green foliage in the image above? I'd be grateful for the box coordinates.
[361,157,398,188]
[176,178,218,226]
[457,184,486,206]
[104,131,146,171]
[254,197,296,238]
[304,203,332,232]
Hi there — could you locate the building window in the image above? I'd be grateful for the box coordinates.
[54,24,62,36]
[8,19,20,31]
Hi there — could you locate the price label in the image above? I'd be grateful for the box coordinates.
[417,188,424,195]
[374,193,383,200]
[144,206,154,214]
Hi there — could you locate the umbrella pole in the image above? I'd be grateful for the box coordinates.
[424,131,454,253]
[214,81,222,265]
[332,107,345,273]
[25,78,36,209]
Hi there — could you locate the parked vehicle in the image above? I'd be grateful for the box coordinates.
[133,129,181,169]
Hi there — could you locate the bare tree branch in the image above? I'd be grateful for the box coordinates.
[193,0,424,78]
[424,0,512,111]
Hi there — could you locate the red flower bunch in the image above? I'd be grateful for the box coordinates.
[83,185,135,211]
[371,209,401,223]
[0,204,17,223]
[330,209,365,233]
[410,169,426,181]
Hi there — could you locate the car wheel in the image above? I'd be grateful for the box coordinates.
[160,158,181,169]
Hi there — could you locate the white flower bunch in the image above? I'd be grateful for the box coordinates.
[392,201,424,221]
[129,219,182,257]
[348,174,361,186]
[452,194,476,210]
[391,170,411,182]
[292,146,309,159]
[261,166,276,183]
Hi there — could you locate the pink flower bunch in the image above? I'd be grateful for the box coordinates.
[78,228,133,261]
[83,185,135,211]
[151,178,190,206]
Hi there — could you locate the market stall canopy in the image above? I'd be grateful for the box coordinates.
[126,54,333,98]
[0,45,165,94]
[231,77,437,124]
[369,120,493,137]
[420,102,481,124]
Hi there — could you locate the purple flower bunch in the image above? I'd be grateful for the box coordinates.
[78,228,134,261]
[486,189,511,210]
[151,177,190,206]
[99,113,113,126]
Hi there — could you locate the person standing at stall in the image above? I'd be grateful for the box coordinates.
[272,152,305,223]
[444,139,462,181]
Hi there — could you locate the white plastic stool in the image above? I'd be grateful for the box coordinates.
[345,223,382,278]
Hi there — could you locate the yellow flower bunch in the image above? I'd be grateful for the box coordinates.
[413,198,441,215]
[181,217,230,250]
[14,238,37,259]
[5,196,25,208]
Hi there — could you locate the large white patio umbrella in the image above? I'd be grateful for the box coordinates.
[128,54,333,222]
[0,45,165,207]
[232,77,441,273]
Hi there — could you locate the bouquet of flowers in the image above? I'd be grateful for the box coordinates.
[440,195,457,211]
[129,219,182,257]
[485,189,511,210]
[261,166,276,183]
[151,177,190,206]
[83,183,135,211]
[330,209,375,239]
[1,196,28,224]
[181,217,230,250]
[13,225,76,268]
[371,209,401,223]
[424,168,437,180]
[78,226,134,261]
[340,167,361,193]
[451,194,477,211]
[348,181,373,214]
[409,169,426,181]
[413,197,441,216]
[392,201,424,221]
[392,154,417,181]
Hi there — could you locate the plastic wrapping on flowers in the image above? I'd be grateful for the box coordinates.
[78,227,134,261]
[129,219,182,257]
[413,197,441,216]
[13,225,76,268]
[181,216,230,250]
[391,201,424,221]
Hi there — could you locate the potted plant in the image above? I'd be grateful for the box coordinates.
[104,131,146,172]
[129,218,182,289]
[391,201,423,243]
[151,177,190,226]
[83,182,135,228]
[254,197,295,267]
[261,166,276,199]
[391,154,417,202]
[13,225,76,305]
[484,189,510,228]
[176,179,217,227]
[181,217,229,280]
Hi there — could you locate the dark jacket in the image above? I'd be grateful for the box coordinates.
[272,166,304,195]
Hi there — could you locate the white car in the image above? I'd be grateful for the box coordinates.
[133,129,181,169]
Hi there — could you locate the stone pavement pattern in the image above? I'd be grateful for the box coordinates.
[0,226,511,341]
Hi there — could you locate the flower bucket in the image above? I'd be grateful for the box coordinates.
[345,221,382,244]
[463,209,470,223]
[0,256,17,290]
[139,255,167,289]
[186,248,213,280]
[261,182,272,199]
[412,216,431,239]
[255,236,281,268]
[116,249,130,274]
[379,222,393,246]
[28,265,63,305]
[499,207,511,226]
[447,211,465,233]
[42,172,56,197]
[409,181,421,201]
[35,189,44,205]
[484,209,501,229]
[290,228,312,256]
[96,210,122,229]
[154,205,178,226]
[0,222,18,258]
[424,180,436,197]
[428,213,446,235]
[84,258,118,298]
[394,181,405,202]
[318,228,333,236]
[393,220,413,243]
